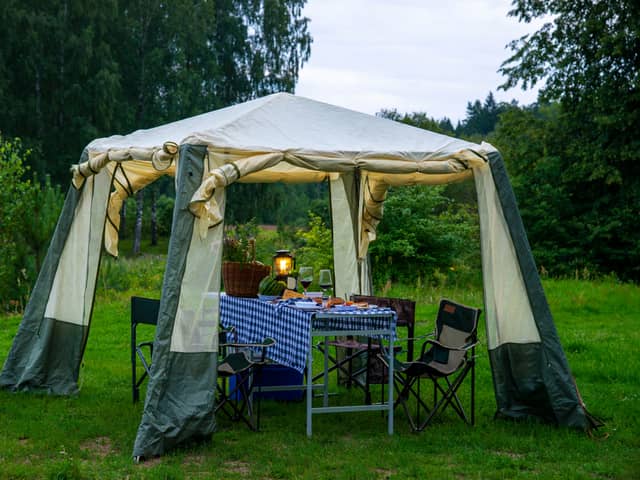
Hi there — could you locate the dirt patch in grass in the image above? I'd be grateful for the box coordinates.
[373,467,397,479]
[223,460,251,476]
[21,454,42,465]
[184,454,206,466]
[79,436,116,458]
[493,450,525,459]
[135,456,163,468]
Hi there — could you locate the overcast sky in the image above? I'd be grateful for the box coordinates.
[295,0,546,124]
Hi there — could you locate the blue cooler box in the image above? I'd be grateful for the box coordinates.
[229,365,304,402]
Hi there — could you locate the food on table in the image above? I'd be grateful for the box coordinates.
[282,289,305,299]
[258,276,287,296]
[326,297,344,308]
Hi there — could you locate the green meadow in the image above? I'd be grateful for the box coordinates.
[1,265,638,479]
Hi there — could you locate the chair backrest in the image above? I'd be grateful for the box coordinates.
[131,296,160,327]
[435,298,480,345]
[351,295,416,361]
[426,298,481,375]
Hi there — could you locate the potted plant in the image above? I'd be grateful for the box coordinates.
[222,219,271,297]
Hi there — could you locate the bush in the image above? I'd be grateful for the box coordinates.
[0,136,63,311]
[156,194,175,236]
[255,228,280,266]
[294,212,333,275]
[369,185,480,289]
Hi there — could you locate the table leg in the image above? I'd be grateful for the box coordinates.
[323,335,329,407]
[307,337,313,437]
[388,334,394,435]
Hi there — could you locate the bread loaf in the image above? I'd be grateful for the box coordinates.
[326,297,344,308]
[282,289,304,299]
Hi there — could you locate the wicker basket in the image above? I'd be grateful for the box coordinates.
[222,262,271,297]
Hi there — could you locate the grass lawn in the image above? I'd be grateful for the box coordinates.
[0,277,638,479]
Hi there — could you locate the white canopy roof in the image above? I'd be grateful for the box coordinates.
[87,92,480,156]
[76,93,498,256]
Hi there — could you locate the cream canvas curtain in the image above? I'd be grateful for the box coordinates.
[474,162,540,348]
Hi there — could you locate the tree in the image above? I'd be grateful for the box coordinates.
[133,190,144,255]
[115,0,312,128]
[377,109,455,136]
[0,137,32,309]
[0,1,312,184]
[0,0,122,183]
[0,0,313,266]
[0,136,63,310]
[295,212,333,275]
[456,92,513,139]
[369,185,479,287]
[225,182,328,226]
[23,174,65,273]
[490,103,584,275]
[498,0,640,281]
[150,186,158,246]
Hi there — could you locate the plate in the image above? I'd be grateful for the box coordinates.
[258,295,279,301]
[329,305,358,312]
[293,301,322,310]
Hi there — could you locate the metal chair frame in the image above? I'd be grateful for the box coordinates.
[216,334,276,431]
[131,296,160,403]
[390,298,481,431]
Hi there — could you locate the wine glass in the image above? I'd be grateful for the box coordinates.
[318,269,333,299]
[298,266,313,296]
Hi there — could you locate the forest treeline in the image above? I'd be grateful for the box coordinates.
[1,0,638,309]
[0,0,312,184]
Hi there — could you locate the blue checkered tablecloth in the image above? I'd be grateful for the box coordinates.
[220,295,311,373]
[219,295,397,374]
[313,307,397,333]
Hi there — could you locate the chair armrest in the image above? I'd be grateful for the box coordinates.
[219,325,237,343]
[257,337,276,362]
[220,337,277,363]
[395,332,434,344]
[375,351,425,373]
[420,338,478,356]
[374,332,434,364]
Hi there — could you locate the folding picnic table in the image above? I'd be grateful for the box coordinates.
[219,295,397,436]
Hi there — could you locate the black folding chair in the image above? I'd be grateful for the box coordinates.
[216,331,276,431]
[390,298,481,430]
[131,296,160,403]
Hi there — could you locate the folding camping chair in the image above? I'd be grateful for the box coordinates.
[390,298,481,431]
[131,296,160,403]
[215,329,276,431]
[315,296,416,404]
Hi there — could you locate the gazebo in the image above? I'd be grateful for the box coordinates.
[0,93,595,458]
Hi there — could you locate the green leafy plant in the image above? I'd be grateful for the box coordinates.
[0,136,64,311]
[223,218,260,264]
[295,212,333,275]
[369,185,480,288]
